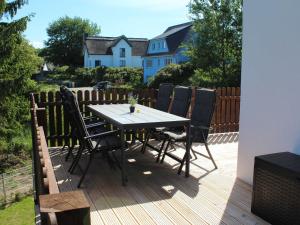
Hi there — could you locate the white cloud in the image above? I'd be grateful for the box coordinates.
[30,41,44,49]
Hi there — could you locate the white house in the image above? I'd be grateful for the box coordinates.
[83,35,148,68]
[238,0,300,184]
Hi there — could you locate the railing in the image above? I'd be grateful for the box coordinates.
[33,87,240,147]
[30,94,91,225]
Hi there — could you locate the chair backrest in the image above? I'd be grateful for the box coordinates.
[191,88,216,142]
[169,86,192,118]
[64,88,94,149]
[155,83,174,112]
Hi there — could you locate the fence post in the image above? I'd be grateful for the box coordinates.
[1,173,6,205]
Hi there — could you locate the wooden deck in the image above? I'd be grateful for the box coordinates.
[49,133,269,225]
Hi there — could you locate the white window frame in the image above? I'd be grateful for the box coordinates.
[120,48,126,58]
[120,59,126,67]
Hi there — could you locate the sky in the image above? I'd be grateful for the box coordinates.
[14,0,191,48]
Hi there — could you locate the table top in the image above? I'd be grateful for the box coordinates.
[87,104,190,129]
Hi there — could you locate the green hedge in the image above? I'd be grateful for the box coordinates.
[148,63,195,88]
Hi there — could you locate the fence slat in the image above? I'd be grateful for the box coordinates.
[48,92,56,147]
[84,90,91,117]
[55,92,63,146]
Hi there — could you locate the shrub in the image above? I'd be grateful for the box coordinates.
[148,63,194,88]
[104,67,143,88]
[189,66,240,87]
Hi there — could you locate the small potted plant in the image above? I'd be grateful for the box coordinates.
[128,96,138,113]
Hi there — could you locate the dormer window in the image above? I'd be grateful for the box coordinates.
[120,48,125,58]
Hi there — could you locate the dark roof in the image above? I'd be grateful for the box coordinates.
[147,22,193,56]
[84,36,148,56]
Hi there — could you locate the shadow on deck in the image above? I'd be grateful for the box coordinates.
[49,132,268,225]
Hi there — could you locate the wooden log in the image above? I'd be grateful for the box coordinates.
[39,127,59,194]
[42,167,47,177]
[40,191,91,225]
[43,178,49,189]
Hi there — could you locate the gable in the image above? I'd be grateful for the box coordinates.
[146,22,192,56]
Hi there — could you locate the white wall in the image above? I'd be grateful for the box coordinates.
[112,39,132,67]
[237,0,300,184]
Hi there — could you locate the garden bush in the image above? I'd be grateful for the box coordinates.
[104,67,143,88]
[148,63,195,88]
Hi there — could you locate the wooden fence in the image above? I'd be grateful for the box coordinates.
[33,87,240,147]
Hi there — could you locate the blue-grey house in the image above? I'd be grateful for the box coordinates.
[143,22,193,82]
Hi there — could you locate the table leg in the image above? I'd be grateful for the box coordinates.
[120,128,127,185]
[185,123,191,177]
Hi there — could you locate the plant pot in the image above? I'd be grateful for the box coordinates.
[130,106,135,113]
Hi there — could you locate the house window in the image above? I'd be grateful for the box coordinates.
[120,48,125,58]
[158,42,160,49]
[163,41,166,49]
[165,58,172,65]
[157,59,160,66]
[120,59,126,67]
[152,43,155,50]
[95,60,101,67]
[146,59,152,68]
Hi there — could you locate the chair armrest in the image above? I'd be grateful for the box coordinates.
[86,121,107,129]
[84,130,119,140]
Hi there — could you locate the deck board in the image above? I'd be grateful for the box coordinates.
[49,133,269,225]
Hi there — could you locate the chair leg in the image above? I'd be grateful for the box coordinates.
[60,144,66,153]
[69,145,83,173]
[156,139,166,163]
[177,153,187,175]
[191,146,198,159]
[77,151,95,188]
[204,141,217,169]
[160,140,171,163]
[65,144,74,162]
[141,131,150,153]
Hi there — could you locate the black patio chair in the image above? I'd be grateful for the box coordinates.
[160,88,217,174]
[64,90,122,188]
[59,86,106,161]
[141,86,192,162]
[131,83,174,145]
[62,88,111,171]
[155,83,174,112]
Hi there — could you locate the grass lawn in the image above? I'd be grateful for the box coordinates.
[0,196,34,225]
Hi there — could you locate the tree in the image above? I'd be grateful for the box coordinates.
[0,0,42,168]
[42,16,101,67]
[187,0,243,86]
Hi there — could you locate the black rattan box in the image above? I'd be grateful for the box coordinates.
[252,152,300,225]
